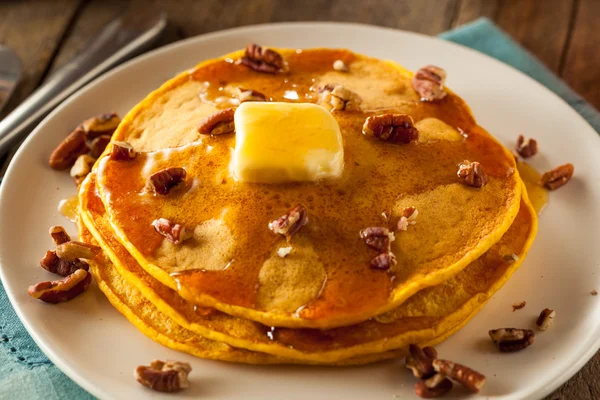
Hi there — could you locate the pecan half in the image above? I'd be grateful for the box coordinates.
[135,360,192,393]
[412,65,447,102]
[515,135,538,158]
[28,269,91,303]
[70,154,95,186]
[398,206,418,231]
[40,250,89,276]
[239,43,286,74]
[360,227,395,252]
[432,359,486,393]
[55,241,100,261]
[146,167,187,195]
[88,135,112,158]
[197,108,236,136]
[110,141,137,161]
[152,218,193,245]
[489,328,535,352]
[333,59,349,72]
[414,374,453,398]
[362,114,419,144]
[535,308,555,331]
[268,205,308,241]
[540,163,574,190]
[317,84,362,112]
[512,301,526,312]
[48,127,89,170]
[406,344,438,379]
[370,252,397,270]
[49,225,71,245]
[81,112,121,140]
[457,160,488,188]
[236,87,267,103]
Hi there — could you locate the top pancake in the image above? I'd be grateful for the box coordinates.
[95,48,522,329]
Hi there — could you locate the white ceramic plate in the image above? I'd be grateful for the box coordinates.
[1,22,599,400]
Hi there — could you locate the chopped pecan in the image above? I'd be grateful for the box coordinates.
[28,269,91,303]
[110,141,137,161]
[360,227,395,252]
[362,114,419,144]
[268,205,308,242]
[197,108,236,136]
[88,135,112,158]
[236,87,267,103]
[277,246,292,258]
[370,252,397,270]
[432,359,486,393]
[146,167,187,195]
[398,206,418,231]
[535,308,555,331]
[414,374,453,398]
[457,160,488,188]
[512,301,526,312]
[317,84,362,112]
[55,241,100,261]
[540,163,574,190]
[489,328,535,352]
[81,112,121,139]
[333,59,349,72]
[48,127,89,170]
[40,250,89,276]
[406,344,438,379]
[70,154,95,186]
[504,253,519,264]
[515,135,538,158]
[592,290,598,296]
[239,43,286,74]
[49,225,71,245]
[412,65,447,102]
[135,360,192,393]
[152,218,193,245]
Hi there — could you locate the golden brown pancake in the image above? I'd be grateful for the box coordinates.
[94,48,523,329]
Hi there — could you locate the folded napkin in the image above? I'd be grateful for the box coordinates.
[0,18,597,399]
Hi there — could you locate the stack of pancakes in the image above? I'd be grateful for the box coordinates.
[76,48,538,365]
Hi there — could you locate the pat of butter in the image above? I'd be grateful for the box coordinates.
[232,102,344,183]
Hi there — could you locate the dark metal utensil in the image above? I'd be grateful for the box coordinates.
[0,46,22,114]
[0,8,167,156]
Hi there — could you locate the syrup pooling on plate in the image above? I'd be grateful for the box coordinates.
[517,162,549,214]
[96,48,522,327]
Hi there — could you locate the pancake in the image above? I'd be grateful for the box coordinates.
[94,48,523,329]
[81,173,537,362]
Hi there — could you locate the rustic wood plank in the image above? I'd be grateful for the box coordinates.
[0,0,83,118]
[561,0,600,110]
[545,352,600,399]
[452,0,499,27]
[493,0,575,73]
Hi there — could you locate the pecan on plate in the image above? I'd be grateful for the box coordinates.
[70,154,95,186]
[152,218,193,245]
[457,160,488,188]
[432,359,486,393]
[268,205,308,242]
[515,135,538,158]
[236,87,267,103]
[535,308,556,331]
[406,344,438,379]
[40,250,89,277]
[412,65,447,102]
[370,252,397,270]
[540,163,574,190]
[49,225,71,245]
[414,374,453,398]
[28,269,91,303]
[135,360,192,393]
[81,112,121,140]
[88,135,111,158]
[197,108,236,136]
[362,114,419,144]
[512,301,526,312]
[360,227,395,253]
[146,167,187,195]
[48,127,89,170]
[489,328,535,352]
[239,43,286,74]
[55,241,100,261]
[110,141,137,161]
[317,84,362,112]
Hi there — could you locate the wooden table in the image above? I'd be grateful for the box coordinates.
[0,0,598,398]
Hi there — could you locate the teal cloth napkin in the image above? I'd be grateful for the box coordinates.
[0,18,598,399]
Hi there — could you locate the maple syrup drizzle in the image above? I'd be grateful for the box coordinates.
[517,161,549,214]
